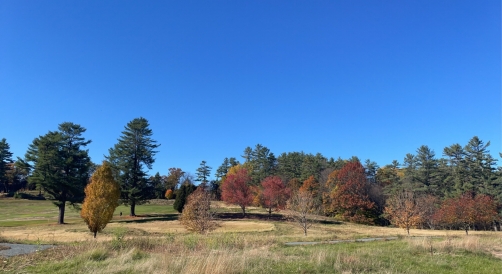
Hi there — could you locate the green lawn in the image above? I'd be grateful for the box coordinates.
[0,198,178,227]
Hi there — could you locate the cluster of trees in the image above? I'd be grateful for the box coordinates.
[2,118,502,235]
[200,138,502,234]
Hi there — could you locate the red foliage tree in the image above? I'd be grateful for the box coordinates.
[433,193,499,235]
[474,194,500,230]
[433,193,476,235]
[331,162,375,224]
[221,167,253,216]
[261,176,291,216]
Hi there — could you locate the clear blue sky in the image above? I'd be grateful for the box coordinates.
[1,1,500,179]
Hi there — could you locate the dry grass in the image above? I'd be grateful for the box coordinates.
[0,220,277,243]
[2,226,501,274]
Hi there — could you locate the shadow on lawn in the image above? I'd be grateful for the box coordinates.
[113,213,179,223]
[216,213,343,225]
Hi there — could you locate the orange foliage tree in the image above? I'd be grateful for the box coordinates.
[384,191,422,235]
[330,162,375,224]
[221,167,253,216]
[299,175,319,197]
[165,189,174,199]
[81,161,121,238]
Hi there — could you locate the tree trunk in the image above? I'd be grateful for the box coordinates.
[465,228,469,235]
[130,201,136,216]
[241,206,246,217]
[94,231,97,238]
[58,202,66,224]
[407,227,410,235]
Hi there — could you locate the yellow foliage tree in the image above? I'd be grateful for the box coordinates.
[81,161,121,238]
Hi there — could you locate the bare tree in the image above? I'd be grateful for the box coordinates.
[285,190,318,236]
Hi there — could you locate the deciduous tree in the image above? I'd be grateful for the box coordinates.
[384,191,422,235]
[221,167,253,216]
[330,162,375,224]
[166,168,185,191]
[179,187,218,234]
[286,189,318,236]
[81,161,120,238]
[165,189,174,199]
[261,176,291,215]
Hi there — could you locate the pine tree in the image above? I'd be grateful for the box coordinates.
[0,138,13,193]
[81,161,120,238]
[195,160,212,185]
[464,136,497,195]
[24,122,92,224]
[107,117,160,216]
[415,145,438,194]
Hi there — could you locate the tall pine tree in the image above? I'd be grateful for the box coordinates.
[107,117,159,216]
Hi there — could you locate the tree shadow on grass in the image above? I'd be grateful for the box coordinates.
[215,213,343,225]
[216,213,287,221]
[112,213,179,224]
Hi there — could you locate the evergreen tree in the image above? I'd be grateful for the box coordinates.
[25,122,92,224]
[364,159,379,184]
[415,145,439,194]
[242,147,253,162]
[443,143,467,196]
[300,153,327,182]
[250,144,276,185]
[215,158,230,181]
[195,160,212,185]
[464,136,497,195]
[107,117,160,216]
[277,152,305,182]
[0,138,13,193]
[173,181,196,213]
[150,172,166,199]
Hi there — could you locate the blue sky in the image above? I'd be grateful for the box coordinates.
[1,1,500,179]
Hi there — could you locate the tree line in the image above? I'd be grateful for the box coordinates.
[1,118,501,234]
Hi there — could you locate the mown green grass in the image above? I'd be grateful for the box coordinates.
[0,198,178,227]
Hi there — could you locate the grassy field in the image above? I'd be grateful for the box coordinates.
[1,197,501,273]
